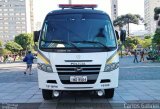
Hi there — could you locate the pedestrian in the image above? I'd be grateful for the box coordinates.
[13,55,17,62]
[133,49,138,63]
[23,51,35,75]
[140,49,145,62]
[4,55,9,63]
[8,55,12,63]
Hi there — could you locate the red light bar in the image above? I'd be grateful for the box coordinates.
[59,4,97,9]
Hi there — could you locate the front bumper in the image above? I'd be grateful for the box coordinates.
[38,69,119,91]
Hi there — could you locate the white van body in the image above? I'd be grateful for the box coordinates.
[36,5,119,99]
[38,51,119,90]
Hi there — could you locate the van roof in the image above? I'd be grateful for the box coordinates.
[47,9,108,16]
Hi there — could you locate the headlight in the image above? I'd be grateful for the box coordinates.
[37,63,53,73]
[104,62,119,72]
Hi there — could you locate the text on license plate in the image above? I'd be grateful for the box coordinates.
[70,76,87,82]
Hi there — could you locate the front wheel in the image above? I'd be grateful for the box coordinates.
[104,88,114,98]
[42,89,53,100]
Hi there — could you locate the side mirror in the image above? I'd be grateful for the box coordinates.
[115,30,119,40]
[120,30,126,43]
[34,31,40,42]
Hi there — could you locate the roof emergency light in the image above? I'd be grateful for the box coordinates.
[59,4,97,10]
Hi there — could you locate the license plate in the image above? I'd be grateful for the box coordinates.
[70,76,87,82]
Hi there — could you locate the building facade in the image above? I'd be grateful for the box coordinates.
[35,21,42,31]
[0,0,34,42]
[111,0,118,21]
[144,0,160,34]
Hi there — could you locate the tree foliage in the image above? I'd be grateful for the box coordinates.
[0,40,2,47]
[125,36,152,50]
[14,33,33,51]
[153,7,160,47]
[125,36,141,50]
[5,41,23,53]
[113,14,143,27]
[153,28,160,46]
[154,7,160,27]
[140,38,152,48]
[144,35,152,39]
[154,7,160,20]
[0,49,11,56]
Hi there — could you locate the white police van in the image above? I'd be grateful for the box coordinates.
[34,4,122,100]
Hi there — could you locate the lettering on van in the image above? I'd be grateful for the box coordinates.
[101,84,110,87]
[71,63,86,65]
[46,84,58,89]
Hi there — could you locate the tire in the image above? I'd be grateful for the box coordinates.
[42,89,53,100]
[104,88,114,98]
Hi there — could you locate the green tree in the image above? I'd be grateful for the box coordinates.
[140,38,152,48]
[0,40,3,47]
[113,14,143,36]
[14,33,33,51]
[144,35,152,39]
[0,40,3,48]
[125,36,141,51]
[154,7,160,20]
[154,7,160,27]
[153,28,160,46]
[0,40,3,56]
[5,41,23,53]
[0,49,11,56]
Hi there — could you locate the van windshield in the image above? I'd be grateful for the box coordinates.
[40,13,117,51]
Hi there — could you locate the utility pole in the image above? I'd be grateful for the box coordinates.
[69,0,72,4]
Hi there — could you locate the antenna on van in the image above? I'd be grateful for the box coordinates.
[59,4,97,10]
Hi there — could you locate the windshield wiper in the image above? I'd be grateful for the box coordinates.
[73,41,109,50]
[69,41,81,51]
[42,40,80,51]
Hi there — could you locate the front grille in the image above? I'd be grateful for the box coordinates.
[56,65,101,84]
[56,65,101,75]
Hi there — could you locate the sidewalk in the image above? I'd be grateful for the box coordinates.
[0,80,160,108]
[0,63,37,83]
[0,58,160,109]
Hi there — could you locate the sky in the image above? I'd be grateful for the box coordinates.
[33,0,145,31]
